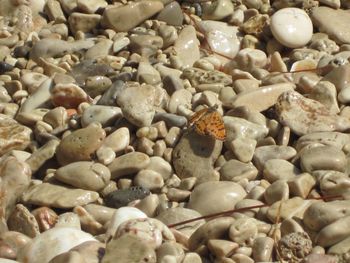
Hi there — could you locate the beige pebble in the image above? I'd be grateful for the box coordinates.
[164,127,181,147]
[102,1,164,32]
[108,151,150,179]
[137,61,161,85]
[288,173,316,198]
[188,181,246,216]
[83,204,116,225]
[319,170,350,196]
[276,90,350,135]
[42,107,67,129]
[102,127,130,154]
[316,215,350,247]
[156,207,204,237]
[173,26,200,68]
[252,236,274,262]
[263,159,299,183]
[153,140,167,156]
[224,116,268,143]
[254,145,297,171]
[55,161,111,191]
[219,160,258,182]
[264,180,289,205]
[85,39,113,60]
[300,145,346,173]
[134,194,159,217]
[137,137,155,155]
[230,83,295,113]
[188,217,235,251]
[304,200,350,232]
[231,253,254,263]
[21,182,99,209]
[295,131,350,152]
[280,218,304,236]
[167,89,192,114]
[51,83,89,109]
[81,105,122,128]
[229,137,256,163]
[146,156,173,181]
[8,204,40,238]
[134,169,164,190]
[73,206,104,235]
[0,114,33,156]
[309,81,339,114]
[136,126,159,141]
[102,234,156,263]
[229,218,258,246]
[96,146,116,165]
[267,197,314,222]
[166,188,191,202]
[116,84,158,127]
[56,123,106,165]
[207,239,238,258]
[68,13,101,34]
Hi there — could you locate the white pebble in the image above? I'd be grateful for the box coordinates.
[270,8,313,48]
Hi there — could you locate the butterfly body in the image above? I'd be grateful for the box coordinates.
[188,105,226,141]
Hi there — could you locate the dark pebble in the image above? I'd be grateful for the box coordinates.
[105,186,150,209]
[0,62,13,74]
[13,45,31,58]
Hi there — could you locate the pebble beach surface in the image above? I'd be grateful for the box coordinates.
[1,0,350,262]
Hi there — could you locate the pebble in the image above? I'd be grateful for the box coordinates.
[21,182,99,209]
[101,0,164,32]
[81,105,122,127]
[105,207,148,240]
[17,227,96,263]
[276,90,350,136]
[157,1,184,26]
[188,181,246,216]
[105,186,150,209]
[108,152,150,179]
[172,130,222,183]
[55,161,111,191]
[0,114,32,155]
[312,6,350,45]
[116,83,157,127]
[55,122,106,165]
[219,160,258,182]
[270,8,313,48]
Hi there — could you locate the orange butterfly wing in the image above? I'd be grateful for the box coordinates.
[189,106,226,141]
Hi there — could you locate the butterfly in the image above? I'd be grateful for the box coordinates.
[188,105,226,141]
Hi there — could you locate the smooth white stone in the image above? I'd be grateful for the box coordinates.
[270,8,313,48]
[105,207,148,240]
[17,227,96,263]
[197,20,240,59]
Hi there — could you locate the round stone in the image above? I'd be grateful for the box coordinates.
[270,8,313,48]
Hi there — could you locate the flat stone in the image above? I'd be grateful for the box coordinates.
[311,6,350,44]
[275,90,350,136]
[101,0,164,32]
[55,161,111,191]
[188,181,246,216]
[108,152,150,179]
[21,182,99,209]
[156,1,183,26]
[228,83,295,112]
[300,145,347,173]
[0,114,32,156]
[68,12,101,34]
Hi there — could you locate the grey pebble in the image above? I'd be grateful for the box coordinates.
[105,186,150,208]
